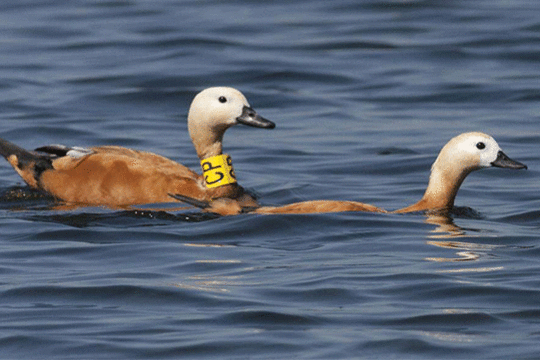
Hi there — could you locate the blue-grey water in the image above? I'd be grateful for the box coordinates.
[1,0,540,359]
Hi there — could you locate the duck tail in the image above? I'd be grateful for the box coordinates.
[0,138,53,187]
[0,138,34,162]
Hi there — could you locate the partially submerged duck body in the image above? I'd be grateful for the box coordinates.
[179,197,386,215]
[0,87,275,208]
[253,200,385,214]
[258,132,525,216]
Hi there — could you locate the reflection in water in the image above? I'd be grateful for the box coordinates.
[423,207,486,238]
[174,275,238,293]
[184,243,235,248]
[425,213,468,239]
[423,213,502,270]
[1,186,218,224]
[425,245,480,262]
[416,330,478,344]
[174,243,245,293]
[174,272,252,294]
[436,266,504,273]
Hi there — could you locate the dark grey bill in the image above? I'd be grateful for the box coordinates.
[236,106,275,129]
[491,150,527,170]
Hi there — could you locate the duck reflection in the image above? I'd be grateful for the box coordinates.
[423,212,503,267]
[424,212,468,239]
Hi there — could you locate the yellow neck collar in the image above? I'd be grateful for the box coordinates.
[200,154,237,188]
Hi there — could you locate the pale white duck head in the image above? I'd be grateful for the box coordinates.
[431,132,527,174]
[416,131,527,211]
[187,87,275,159]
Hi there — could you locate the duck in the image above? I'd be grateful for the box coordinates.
[392,132,526,213]
[0,87,275,208]
[172,132,526,215]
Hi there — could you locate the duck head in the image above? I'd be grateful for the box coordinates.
[432,132,526,174]
[396,132,527,213]
[187,87,275,159]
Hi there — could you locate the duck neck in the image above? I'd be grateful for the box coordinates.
[189,123,225,160]
[419,161,471,211]
[196,141,223,160]
[200,153,237,189]
[191,128,238,189]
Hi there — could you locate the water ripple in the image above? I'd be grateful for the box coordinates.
[1,0,540,359]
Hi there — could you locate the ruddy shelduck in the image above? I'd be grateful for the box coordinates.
[0,87,275,208]
[392,132,526,213]
[174,132,526,215]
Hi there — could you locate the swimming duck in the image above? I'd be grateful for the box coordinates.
[393,132,526,213]
[173,132,526,215]
[0,87,275,207]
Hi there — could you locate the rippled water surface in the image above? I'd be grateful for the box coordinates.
[1,1,540,359]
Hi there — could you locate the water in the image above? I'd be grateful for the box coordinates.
[1,0,540,359]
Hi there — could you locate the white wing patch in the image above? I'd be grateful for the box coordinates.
[66,147,94,158]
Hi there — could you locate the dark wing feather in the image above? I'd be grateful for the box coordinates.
[34,144,71,158]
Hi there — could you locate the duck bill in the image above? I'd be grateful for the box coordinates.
[491,151,527,170]
[236,106,275,129]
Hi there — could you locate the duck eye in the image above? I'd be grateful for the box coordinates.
[218,96,227,103]
[476,142,486,150]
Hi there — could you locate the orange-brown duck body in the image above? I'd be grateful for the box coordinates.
[253,200,385,214]
[176,197,386,215]
[0,87,275,208]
